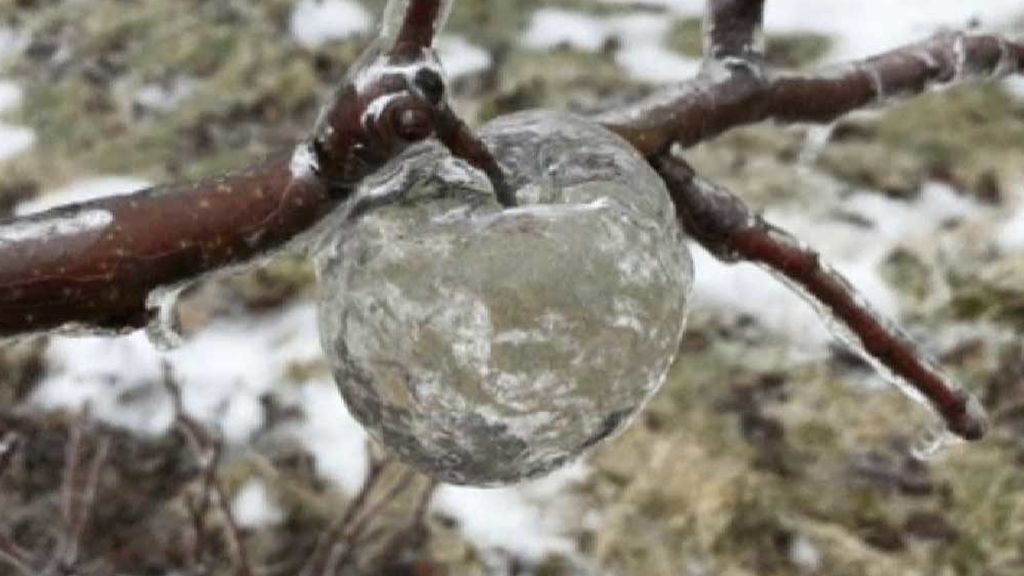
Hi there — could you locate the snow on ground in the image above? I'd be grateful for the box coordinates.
[0,29,34,162]
[290,0,373,49]
[0,80,33,162]
[289,1,489,81]
[293,378,370,493]
[29,304,321,441]
[0,123,33,162]
[523,9,700,83]
[432,461,589,562]
[437,35,492,79]
[232,478,285,529]
[0,81,21,113]
[997,189,1024,252]
[28,289,585,549]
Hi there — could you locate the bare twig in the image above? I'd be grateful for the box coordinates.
[601,31,1024,156]
[52,411,111,573]
[0,536,34,576]
[328,468,419,573]
[652,153,988,441]
[162,365,254,576]
[0,431,33,576]
[299,452,391,576]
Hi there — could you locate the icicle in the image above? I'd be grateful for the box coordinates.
[911,424,962,462]
[144,284,187,351]
[798,123,837,166]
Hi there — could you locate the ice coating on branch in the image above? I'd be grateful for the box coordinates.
[0,208,112,244]
[754,223,986,451]
[317,112,694,485]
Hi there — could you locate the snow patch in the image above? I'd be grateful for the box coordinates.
[522,9,701,84]
[233,479,284,529]
[437,35,492,79]
[997,202,1024,251]
[290,0,373,49]
[292,380,369,494]
[432,462,588,561]
[0,81,22,113]
[0,123,34,162]
[30,304,330,444]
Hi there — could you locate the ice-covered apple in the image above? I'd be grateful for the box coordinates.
[316,111,694,485]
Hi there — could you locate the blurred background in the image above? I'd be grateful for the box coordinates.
[1,1,1023,574]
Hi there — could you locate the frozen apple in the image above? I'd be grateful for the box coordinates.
[316,111,694,485]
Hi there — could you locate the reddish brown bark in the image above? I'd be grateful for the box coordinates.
[0,155,330,336]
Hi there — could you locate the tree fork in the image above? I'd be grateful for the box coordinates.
[0,0,506,337]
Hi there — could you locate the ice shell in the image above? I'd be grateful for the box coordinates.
[316,111,694,485]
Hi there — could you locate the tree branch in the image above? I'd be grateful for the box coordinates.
[393,0,449,49]
[53,411,110,573]
[162,366,254,576]
[651,153,988,441]
[0,0,503,339]
[0,155,330,337]
[601,31,1024,156]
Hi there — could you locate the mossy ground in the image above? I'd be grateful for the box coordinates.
[2,1,1024,575]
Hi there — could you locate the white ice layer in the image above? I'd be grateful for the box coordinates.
[16,177,152,215]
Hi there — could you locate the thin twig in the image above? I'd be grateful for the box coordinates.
[0,432,33,576]
[299,452,392,576]
[162,365,254,576]
[51,409,110,574]
[0,536,34,576]
[328,468,419,573]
